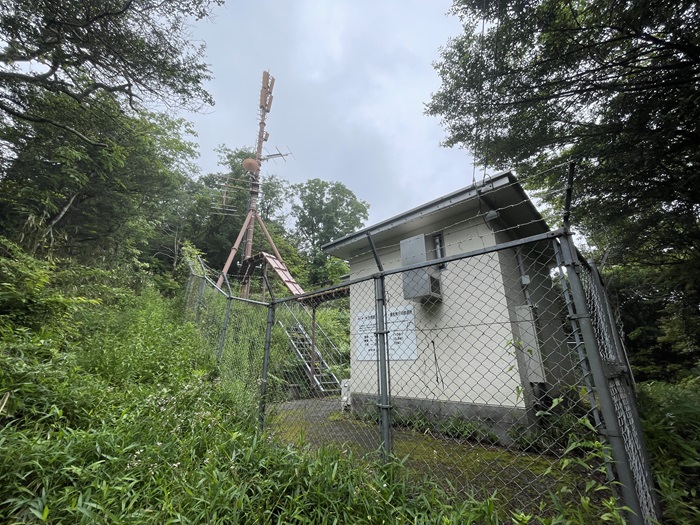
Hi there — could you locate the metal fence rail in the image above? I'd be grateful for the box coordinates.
[184,232,659,524]
[576,253,660,522]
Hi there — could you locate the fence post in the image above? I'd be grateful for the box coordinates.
[552,240,604,432]
[194,277,205,323]
[558,234,647,525]
[259,301,276,432]
[587,259,660,520]
[374,274,392,460]
[184,267,194,313]
[217,297,232,362]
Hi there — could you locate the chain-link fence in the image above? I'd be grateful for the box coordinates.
[573,251,659,523]
[184,173,661,524]
[185,259,268,415]
[185,230,659,523]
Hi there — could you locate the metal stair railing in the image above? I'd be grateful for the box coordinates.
[278,303,342,395]
[281,301,345,367]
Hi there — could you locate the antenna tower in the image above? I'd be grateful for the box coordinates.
[216,72,300,299]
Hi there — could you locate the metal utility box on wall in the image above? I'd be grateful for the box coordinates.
[400,234,442,302]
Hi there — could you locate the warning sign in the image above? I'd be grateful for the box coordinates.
[355,305,417,361]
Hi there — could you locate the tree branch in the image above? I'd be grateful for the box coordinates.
[0,100,108,147]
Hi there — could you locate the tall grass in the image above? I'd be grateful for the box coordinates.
[638,379,700,524]
[1,281,507,524]
[0,241,641,523]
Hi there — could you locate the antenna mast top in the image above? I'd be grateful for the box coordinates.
[249,71,275,175]
[216,71,301,298]
[241,71,276,265]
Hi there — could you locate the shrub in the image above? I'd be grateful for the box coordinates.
[638,379,700,524]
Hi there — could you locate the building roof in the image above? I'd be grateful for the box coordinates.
[322,171,550,260]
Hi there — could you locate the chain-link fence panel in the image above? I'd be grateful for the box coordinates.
[184,259,265,414]
[378,238,612,514]
[184,223,657,522]
[576,256,659,524]
[263,283,382,455]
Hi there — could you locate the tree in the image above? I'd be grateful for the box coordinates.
[291,178,369,286]
[0,89,200,265]
[0,0,221,145]
[428,0,700,378]
[292,179,369,252]
[259,174,290,224]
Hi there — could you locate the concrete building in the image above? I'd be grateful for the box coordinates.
[322,172,574,439]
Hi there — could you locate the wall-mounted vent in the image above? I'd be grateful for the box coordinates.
[400,234,442,303]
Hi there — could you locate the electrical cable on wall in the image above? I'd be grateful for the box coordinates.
[432,340,444,387]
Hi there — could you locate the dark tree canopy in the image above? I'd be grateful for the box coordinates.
[0,90,199,261]
[429,0,699,257]
[428,0,700,376]
[0,0,222,144]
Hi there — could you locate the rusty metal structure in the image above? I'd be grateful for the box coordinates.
[216,71,302,298]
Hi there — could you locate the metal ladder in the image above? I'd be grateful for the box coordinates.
[282,321,341,395]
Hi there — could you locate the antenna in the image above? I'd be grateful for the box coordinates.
[216,72,301,299]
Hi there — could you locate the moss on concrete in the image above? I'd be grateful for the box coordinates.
[267,399,597,514]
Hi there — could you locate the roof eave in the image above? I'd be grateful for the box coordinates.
[322,171,517,257]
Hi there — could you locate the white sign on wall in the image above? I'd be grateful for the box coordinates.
[355,305,417,361]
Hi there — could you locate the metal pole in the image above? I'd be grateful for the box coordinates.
[588,260,660,520]
[217,209,254,288]
[559,234,646,525]
[374,275,391,459]
[184,271,194,314]
[311,306,317,394]
[217,297,232,362]
[259,301,276,432]
[195,277,205,324]
[366,232,384,272]
[562,160,575,228]
[552,240,603,431]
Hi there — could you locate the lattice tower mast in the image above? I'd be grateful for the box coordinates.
[216,72,296,298]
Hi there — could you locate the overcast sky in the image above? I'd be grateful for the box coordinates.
[186,1,478,225]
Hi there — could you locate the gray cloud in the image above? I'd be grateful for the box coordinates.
[186,1,477,224]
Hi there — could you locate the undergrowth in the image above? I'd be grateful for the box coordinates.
[638,379,700,524]
[0,238,667,523]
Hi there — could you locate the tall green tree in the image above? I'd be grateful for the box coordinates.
[292,179,369,252]
[0,0,221,145]
[0,90,199,265]
[291,178,369,286]
[428,0,700,378]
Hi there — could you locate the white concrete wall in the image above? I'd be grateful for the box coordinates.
[347,217,526,409]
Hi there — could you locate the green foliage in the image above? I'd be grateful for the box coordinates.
[638,379,700,524]
[79,289,208,386]
[390,409,499,445]
[0,91,201,270]
[538,430,629,525]
[605,265,700,382]
[0,237,96,347]
[429,0,700,379]
[508,394,598,455]
[291,178,368,287]
[292,178,369,251]
[0,0,222,141]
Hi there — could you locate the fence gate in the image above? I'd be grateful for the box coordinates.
[556,235,659,524]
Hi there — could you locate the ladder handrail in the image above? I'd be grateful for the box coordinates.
[278,317,341,393]
[280,301,345,365]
